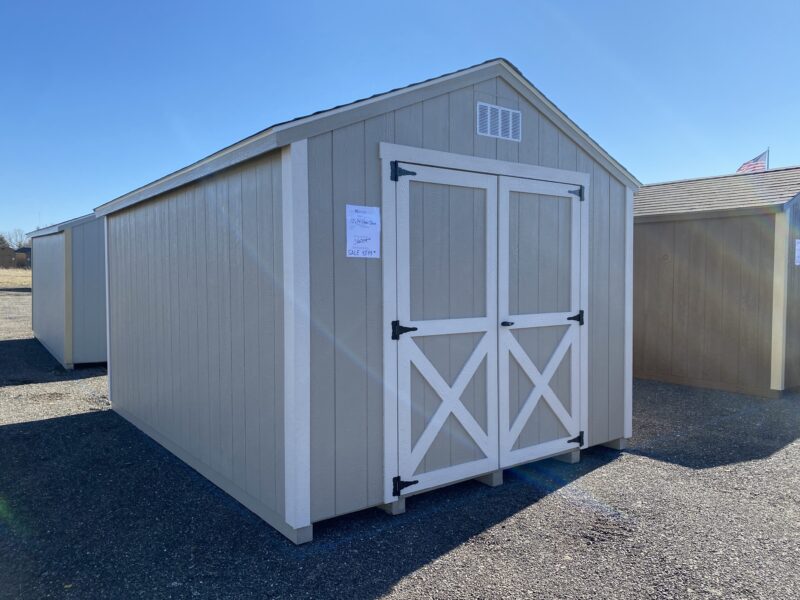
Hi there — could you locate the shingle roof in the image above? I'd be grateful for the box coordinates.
[634,166,800,218]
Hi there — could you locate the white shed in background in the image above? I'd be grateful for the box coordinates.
[28,214,107,369]
[96,58,638,544]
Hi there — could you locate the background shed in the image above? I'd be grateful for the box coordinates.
[96,59,638,543]
[634,166,800,396]
[28,214,107,369]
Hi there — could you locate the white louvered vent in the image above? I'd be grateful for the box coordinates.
[477,102,522,142]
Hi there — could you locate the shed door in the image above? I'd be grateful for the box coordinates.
[394,164,499,495]
[498,176,583,468]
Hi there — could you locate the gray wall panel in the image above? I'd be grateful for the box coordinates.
[633,214,774,394]
[70,217,107,363]
[308,76,631,519]
[108,151,285,522]
[32,233,66,365]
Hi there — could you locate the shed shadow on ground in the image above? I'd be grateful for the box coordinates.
[627,378,800,469]
[0,337,106,388]
[0,409,619,599]
[0,287,31,293]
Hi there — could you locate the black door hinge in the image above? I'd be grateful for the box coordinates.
[391,320,418,340]
[390,161,417,181]
[393,475,419,496]
[569,186,584,201]
[567,310,584,326]
[568,431,584,446]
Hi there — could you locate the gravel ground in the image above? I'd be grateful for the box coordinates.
[0,288,798,599]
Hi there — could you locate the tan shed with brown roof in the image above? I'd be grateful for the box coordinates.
[634,166,800,396]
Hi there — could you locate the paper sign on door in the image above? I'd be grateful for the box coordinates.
[346,205,381,258]
[795,239,800,266]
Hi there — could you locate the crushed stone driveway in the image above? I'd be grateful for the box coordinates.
[0,288,798,599]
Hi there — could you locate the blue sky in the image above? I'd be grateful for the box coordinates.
[1,0,798,233]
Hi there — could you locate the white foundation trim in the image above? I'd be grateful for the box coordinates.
[624,187,634,438]
[281,139,311,528]
[770,209,790,391]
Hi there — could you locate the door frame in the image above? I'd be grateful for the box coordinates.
[380,142,590,504]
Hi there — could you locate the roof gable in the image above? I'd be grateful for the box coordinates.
[96,59,638,217]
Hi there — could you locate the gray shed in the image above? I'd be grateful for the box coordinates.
[95,59,638,544]
[634,166,800,397]
[28,214,107,369]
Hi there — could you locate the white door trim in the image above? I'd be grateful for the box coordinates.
[381,145,590,504]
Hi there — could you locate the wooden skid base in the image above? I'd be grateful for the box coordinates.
[553,449,580,464]
[475,470,504,487]
[379,497,406,516]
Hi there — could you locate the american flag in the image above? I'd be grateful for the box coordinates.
[736,150,769,173]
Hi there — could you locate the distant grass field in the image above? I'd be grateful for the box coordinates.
[0,268,31,290]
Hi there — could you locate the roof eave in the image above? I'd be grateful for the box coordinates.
[27,213,97,238]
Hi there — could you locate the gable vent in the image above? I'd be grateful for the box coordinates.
[477,102,521,142]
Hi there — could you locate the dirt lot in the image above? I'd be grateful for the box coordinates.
[0,288,798,599]
[0,268,30,292]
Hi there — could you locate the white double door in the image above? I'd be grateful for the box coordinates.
[391,163,586,497]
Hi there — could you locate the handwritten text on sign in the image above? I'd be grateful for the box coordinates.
[346,205,381,259]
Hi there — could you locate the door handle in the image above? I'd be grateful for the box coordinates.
[501,321,514,327]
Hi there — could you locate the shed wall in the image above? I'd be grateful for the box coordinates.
[107,151,287,524]
[633,214,774,394]
[71,217,107,363]
[32,233,67,365]
[307,75,631,521]
[784,205,800,388]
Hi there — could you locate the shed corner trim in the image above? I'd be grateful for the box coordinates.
[281,139,312,529]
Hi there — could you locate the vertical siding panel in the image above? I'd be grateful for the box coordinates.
[538,117,559,168]
[257,159,277,509]
[422,94,450,152]
[394,102,423,147]
[720,218,743,385]
[189,191,202,458]
[218,178,234,480]
[518,97,540,166]
[242,164,261,497]
[448,87,474,156]
[757,216,775,389]
[272,158,286,519]
[308,133,336,521]
[702,219,724,383]
[652,223,674,376]
[364,114,394,506]
[671,221,691,378]
[195,186,210,469]
[229,169,247,489]
[686,221,707,381]
[332,122,368,514]
[206,181,222,475]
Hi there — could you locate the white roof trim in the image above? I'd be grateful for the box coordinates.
[28,213,97,238]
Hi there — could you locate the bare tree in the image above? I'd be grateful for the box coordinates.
[5,229,30,249]
[0,233,9,249]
